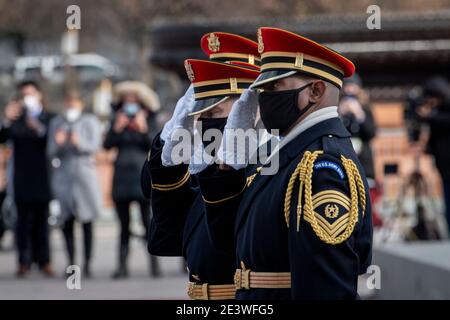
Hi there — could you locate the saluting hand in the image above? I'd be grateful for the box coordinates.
[160,84,195,142]
[216,89,259,170]
[161,85,196,167]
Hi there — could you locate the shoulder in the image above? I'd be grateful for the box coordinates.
[285,138,368,244]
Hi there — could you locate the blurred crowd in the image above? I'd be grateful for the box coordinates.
[0,80,162,279]
[340,74,450,239]
[0,72,449,279]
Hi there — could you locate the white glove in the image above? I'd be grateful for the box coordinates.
[226,89,259,130]
[161,85,196,166]
[160,85,195,142]
[217,89,259,169]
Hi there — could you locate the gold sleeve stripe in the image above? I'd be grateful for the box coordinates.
[312,190,350,204]
[313,197,350,210]
[304,214,350,235]
[152,171,190,191]
[331,221,351,238]
[312,193,350,205]
[313,198,350,211]
[316,215,349,234]
[202,183,247,204]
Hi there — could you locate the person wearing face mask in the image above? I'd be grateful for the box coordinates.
[196,27,373,300]
[141,57,260,300]
[0,81,55,277]
[104,81,160,279]
[339,75,381,227]
[47,91,103,278]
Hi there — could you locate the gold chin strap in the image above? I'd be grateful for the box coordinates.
[283,150,366,245]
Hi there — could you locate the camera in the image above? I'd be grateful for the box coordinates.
[404,88,424,143]
[122,103,140,119]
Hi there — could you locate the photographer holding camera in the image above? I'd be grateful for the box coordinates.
[103,81,160,279]
[338,74,381,226]
[338,74,377,181]
[0,81,54,277]
[416,76,450,232]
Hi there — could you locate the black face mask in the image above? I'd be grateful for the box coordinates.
[258,82,314,134]
[196,117,227,153]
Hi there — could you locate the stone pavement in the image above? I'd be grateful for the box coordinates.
[0,212,380,300]
[0,217,187,300]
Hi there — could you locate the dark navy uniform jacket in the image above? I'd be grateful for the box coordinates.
[141,133,235,285]
[197,117,373,299]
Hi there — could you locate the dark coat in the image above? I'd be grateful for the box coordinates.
[104,116,154,201]
[340,106,376,179]
[424,105,450,180]
[142,133,236,286]
[197,117,373,300]
[0,111,54,204]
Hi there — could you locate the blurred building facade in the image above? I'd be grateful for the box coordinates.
[148,9,450,199]
[0,1,450,207]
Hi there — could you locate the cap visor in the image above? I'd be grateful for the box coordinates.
[189,96,230,116]
[250,70,298,89]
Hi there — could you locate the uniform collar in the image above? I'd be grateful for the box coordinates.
[267,117,351,170]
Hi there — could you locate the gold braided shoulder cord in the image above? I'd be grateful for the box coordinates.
[283,151,366,245]
[283,151,317,231]
[352,161,366,217]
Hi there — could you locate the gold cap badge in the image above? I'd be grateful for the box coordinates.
[185,61,195,81]
[257,29,264,54]
[207,33,220,53]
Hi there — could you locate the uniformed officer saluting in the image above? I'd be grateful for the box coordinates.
[141,32,260,300]
[196,27,373,299]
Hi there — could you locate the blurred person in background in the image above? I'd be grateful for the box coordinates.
[417,76,450,232]
[47,91,103,278]
[0,81,54,277]
[338,74,376,180]
[104,81,160,279]
[0,150,6,250]
[0,189,5,250]
[338,74,381,226]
